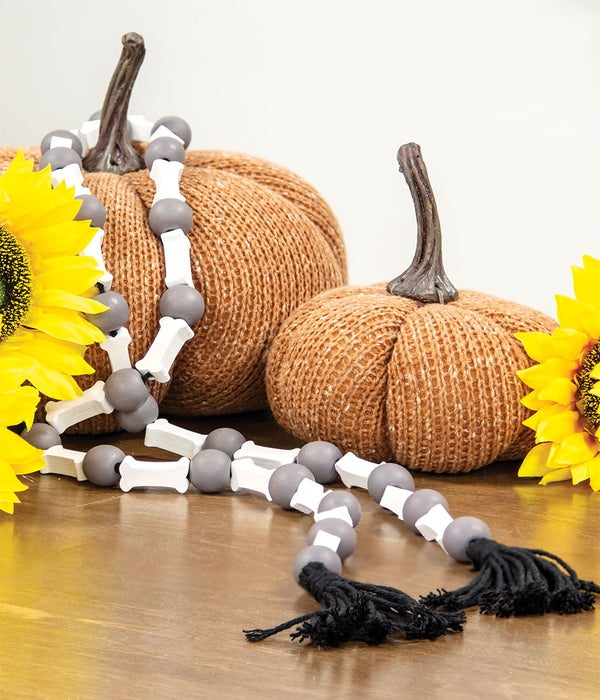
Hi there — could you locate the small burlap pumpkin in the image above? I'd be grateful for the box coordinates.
[0,34,346,433]
[266,143,557,473]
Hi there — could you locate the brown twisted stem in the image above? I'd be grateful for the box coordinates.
[387,143,458,304]
[83,32,146,174]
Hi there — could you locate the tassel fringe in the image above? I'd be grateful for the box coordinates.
[245,562,465,647]
[422,538,600,617]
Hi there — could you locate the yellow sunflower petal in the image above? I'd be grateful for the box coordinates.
[27,364,84,401]
[519,442,553,477]
[36,289,107,315]
[571,462,591,485]
[521,390,553,411]
[536,408,581,444]
[550,328,591,361]
[537,377,577,406]
[0,458,29,493]
[0,490,21,515]
[549,431,598,466]
[0,426,44,475]
[0,385,40,429]
[25,307,105,345]
[515,331,556,363]
[555,295,600,339]
[523,403,566,432]
[35,260,103,296]
[588,457,600,491]
[539,467,575,485]
[572,256,600,309]
[516,358,578,390]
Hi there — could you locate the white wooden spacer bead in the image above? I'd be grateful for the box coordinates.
[233,441,300,469]
[415,503,454,549]
[160,229,194,288]
[312,530,342,553]
[313,506,354,527]
[99,327,132,372]
[335,452,381,489]
[119,455,190,494]
[230,458,272,501]
[50,134,79,150]
[135,316,194,383]
[144,418,207,458]
[40,445,87,481]
[148,125,185,145]
[127,114,154,142]
[80,228,113,291]
[77,119,100,151]
[150,159,185,204]
[51,163,91,197]
[289,478,331,515]
[45,381,114,434]
[379,485,413,520]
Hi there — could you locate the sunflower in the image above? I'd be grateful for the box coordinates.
[516,255,600,490]
[0,150,106,400]
[0,357,44,514]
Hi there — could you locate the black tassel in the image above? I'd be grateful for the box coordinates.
[422,538,600,617]
[244,562,465,648]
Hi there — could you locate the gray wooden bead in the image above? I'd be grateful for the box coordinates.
[21,423,61,450]
[82,444,125,487]
[293,545,342,583]
[144,137,186,168]
[189,449,232,493]
[152,116,192,149]
[75,195,106,228]
[40,130,83,156]
[442,516,492,563]
[159,285,205,326]
[296,441,342,484]
[317,490,361,526]
[367,463,415,504]
[104,368,149,412]
[87,291,130,333]
[203,428,246,458]
[39,147,82,171]
[149,198,193,235]
[307,519,357,561]
[402,489,449,534]
[117,395,159,433]
[268,463,315,509]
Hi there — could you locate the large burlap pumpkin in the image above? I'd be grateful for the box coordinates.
[0,34,346,433]
[266,143,556,473]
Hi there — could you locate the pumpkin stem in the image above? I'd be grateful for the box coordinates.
[83,32,146,174]
[387,143,458,304]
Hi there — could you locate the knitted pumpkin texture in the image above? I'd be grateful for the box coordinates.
[0,36,346,433]
[266,144,557,473]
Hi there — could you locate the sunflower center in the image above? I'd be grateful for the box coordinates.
[0,226,33,342]
[575,341,600,433]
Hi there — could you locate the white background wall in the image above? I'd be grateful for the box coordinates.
[2,0,599,317]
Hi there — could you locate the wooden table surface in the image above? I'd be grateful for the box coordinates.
[1,410,599,699]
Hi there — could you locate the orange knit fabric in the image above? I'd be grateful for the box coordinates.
[0,147,347,432]
[266,284,557,473]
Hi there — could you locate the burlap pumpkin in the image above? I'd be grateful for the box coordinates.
[266,143,557,473]
[0,34,346,432]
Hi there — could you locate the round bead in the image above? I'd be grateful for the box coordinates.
[202,428,246,458]
[296,441,342,484]
[159,285,205,326]
[402,489,449,534]
[40,130,83,156]
[104,368,149,412]
[39,147,82,171]
[21,423,61,450]
[75,194,106,228]
[307,519,357,561]
[293,545,342,583]
[367,462,415,504]
[117,395,159,433]
[442,516,492,563]
[144,137,186,168]
[149,198,193,235]
[82,444,125,487]
[87,291,130,333]
[268,463,315,509]
[317,490,361,527]
[152,116,192,149]
[189,449,232,493]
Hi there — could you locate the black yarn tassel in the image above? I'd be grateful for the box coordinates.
[244,562,465,648]
[422,538,600,617]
